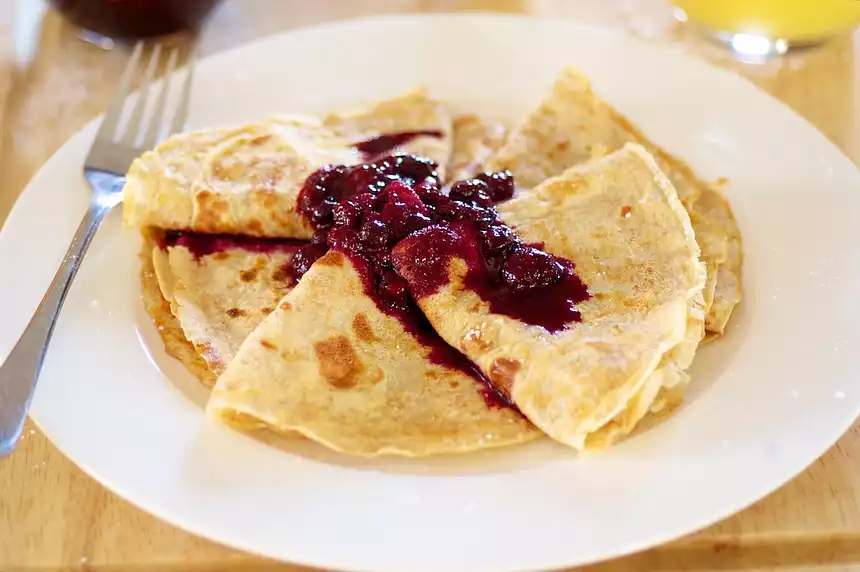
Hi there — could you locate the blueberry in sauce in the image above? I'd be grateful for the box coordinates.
[476,170,516,202]
[289,241,328,280]
[481,223,518,257]
[380,154,439,181]
[332,200,362,228]
[359,218,391,250]
[501,247,565,292]
[448,178,493,207]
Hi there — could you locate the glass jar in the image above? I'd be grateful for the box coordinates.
[50,0,222,40]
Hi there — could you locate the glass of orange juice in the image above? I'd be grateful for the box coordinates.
[673,0,860,58]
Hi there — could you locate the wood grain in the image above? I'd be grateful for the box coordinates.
[1,1,859,570]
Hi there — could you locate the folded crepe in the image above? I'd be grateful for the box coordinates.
[207,250,540,457]
[689,184,742,335]
[393,145,706,450]
[141,233,218,386]
[150,232,302,379]
[133,89,453,378]
[488,67,741,336]
[123,88,453,240]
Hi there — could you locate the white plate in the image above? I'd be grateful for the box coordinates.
[2,14,859,572]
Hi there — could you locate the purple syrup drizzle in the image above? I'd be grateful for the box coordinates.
[353,130,444,160]
[160,230,306,259]
[345,254,512,409]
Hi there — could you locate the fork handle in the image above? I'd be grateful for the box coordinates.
[0,203,110,456]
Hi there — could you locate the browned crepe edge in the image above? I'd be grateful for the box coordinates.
[139,230,217,386]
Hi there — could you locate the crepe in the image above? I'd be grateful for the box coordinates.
[487,67,741,335]
[123,88,453,240]
[141,233,217,385]
[393,145,706,450]
[447,114,508,182]
[208,250,540,456]
[150,235,301,379]
[689,185,743,335]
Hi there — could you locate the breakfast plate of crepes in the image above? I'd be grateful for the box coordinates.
[2,14,859,572]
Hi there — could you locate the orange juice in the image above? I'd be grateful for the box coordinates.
[674,0,860,43]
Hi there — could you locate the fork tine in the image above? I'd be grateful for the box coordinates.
[168,43,195,136]
[94,40,143,144]
[85,40,196,176]
[123,43,162,148]
[140,45,179,150]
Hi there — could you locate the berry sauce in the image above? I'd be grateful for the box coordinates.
[392,223,588,333]
[160,231,306,259]
[353,130,444,160]
[293,154,589,406]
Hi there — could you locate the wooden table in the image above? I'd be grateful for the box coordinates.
[1,1,859,570]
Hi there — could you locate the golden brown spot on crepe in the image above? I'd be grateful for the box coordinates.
[251,187,279,210]
[620,206,632,218]
[489,358,522,397]
[352,314,379,342]
[196,211,226,232]
[425,370,444,381]
[212,251,231,261]
[226,307,245,318]
[260,306,274,315]
[449,380,460,389]
[240,268,259,282]
[314,335,364,389]
[198,190,229,213]
[195,190,230,232]
[280,300,292,311]
[271,262,293,282]
[712,541,734,554]
[316,251,345,267]
[260,339,277,351]
[461,326,491,353]
[469,302,481,313]
[715,176,730,187]
[248,219,263,234]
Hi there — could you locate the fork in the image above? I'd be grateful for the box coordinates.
[0,41,195,456]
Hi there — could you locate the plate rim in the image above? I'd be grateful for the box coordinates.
[4,12,859,572]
